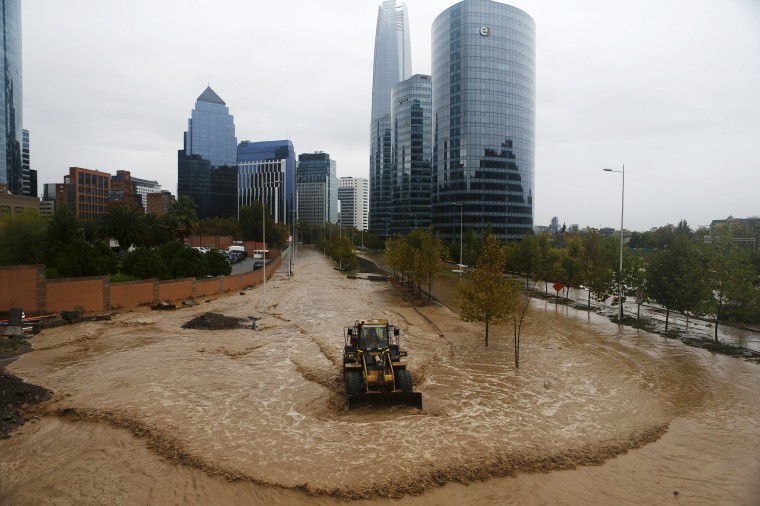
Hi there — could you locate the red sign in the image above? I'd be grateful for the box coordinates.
[553,281,564,293]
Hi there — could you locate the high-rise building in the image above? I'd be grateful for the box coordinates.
[178,86,237,219]
[430,0,536,242]
[296,152,338,226]
[369,0,412,238]
[238,140,296,222]
[338,177,369,231]
[22,128,36,197]
[238,159,288,223]
[56,167,112,221]
[390,74,432,236]
[1,0,22,195]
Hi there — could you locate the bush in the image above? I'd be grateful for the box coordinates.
[121,247,169,280]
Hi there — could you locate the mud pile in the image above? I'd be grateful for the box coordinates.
[181,312,247,330]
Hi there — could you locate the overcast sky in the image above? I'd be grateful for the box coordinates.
[22,0,760,232]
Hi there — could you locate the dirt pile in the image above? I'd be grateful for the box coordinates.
[0,371,51,438]
[181,313,247,330]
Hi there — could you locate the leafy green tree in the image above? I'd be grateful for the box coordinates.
[581,231,616,308]
[121,247,169,279]
[46,207,82,265]
[55,240,116,278]
[456,234,521,347]
[202,250,233,277]
[414,229,448,302]
[158,241,203,279]
[99,204,149,258]
[702,233,758,342]
[646,236,710,331]
[0,211,48,265]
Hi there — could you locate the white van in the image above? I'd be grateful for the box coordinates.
[225,245,247,258]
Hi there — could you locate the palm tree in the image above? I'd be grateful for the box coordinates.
[169,196,199,244]
[99,204,148,259]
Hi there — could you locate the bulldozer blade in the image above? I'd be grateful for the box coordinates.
[347,391,422,410]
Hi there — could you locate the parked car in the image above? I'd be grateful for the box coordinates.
[253,261,264,270]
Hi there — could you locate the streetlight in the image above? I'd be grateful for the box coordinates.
[454,203,463,276]
[604,165,625,322]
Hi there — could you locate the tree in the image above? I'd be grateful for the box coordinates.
[456,234,521,347]
[414,230,448,302]
[99,204,149,259]
[46,207,82,265]
[702,233,757,342]
[0,211,47,265]
[122,247,169,280]
[169,196,199,244]
[581,231,616,309]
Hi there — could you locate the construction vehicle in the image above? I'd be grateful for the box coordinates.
[343,319,422,409]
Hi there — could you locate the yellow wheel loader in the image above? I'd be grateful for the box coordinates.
[343,319,422,409]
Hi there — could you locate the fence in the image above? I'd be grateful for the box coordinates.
[0,255,282,316]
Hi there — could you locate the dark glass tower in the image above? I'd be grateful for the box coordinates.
[390,74,432,236]
[178,86,237,219]
[238,140,296,223]
[431,0,535,242]
[1,0,22,195]
[369,0,412,238]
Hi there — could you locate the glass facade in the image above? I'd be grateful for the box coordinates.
[178,86,237,219]
[296,152,338,225]
[238,159,287,223]
[369,0,412,238]
[390,74,432,236]
[237,140,296,222]
[186,86,237,168]
[431,0,535,242]
[1,0,22,194]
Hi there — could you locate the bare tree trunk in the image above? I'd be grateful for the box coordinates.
[485,320,489,347]
[665,308,670,331]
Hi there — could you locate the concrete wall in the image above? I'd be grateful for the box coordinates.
[0,254,283,316]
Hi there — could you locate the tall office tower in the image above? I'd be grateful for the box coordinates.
[238,159,287,223]
[178,86,237,219]
[22,128,37,197]
[431,0,535,242]
[296,152,338,226]
[369,0,412,238]
[390,74,432,236]
[237,140,296,222]
[1,0,22,195]
[338,177,369,231]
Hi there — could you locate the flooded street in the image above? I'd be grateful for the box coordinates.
[2,247,759,505]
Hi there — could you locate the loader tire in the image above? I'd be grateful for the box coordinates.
[346,370,364,396]
[396,369,413,392]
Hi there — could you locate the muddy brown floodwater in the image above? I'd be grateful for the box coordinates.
[1,247,759,505]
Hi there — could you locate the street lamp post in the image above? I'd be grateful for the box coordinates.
[454,203,463,276]
[604,165,625,321]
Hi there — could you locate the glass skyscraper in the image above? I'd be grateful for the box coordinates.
[431,0,535,242]
[178,86,237,219]
[369,0,412,238]
[238,140,296,223]
[390,74,432,236]
[1,0,22,195]
[296,152,338,226]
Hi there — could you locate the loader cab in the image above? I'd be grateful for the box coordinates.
[360,325,388,350]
